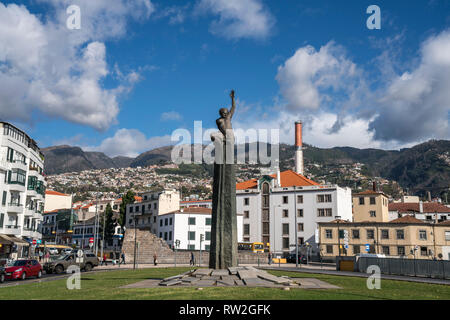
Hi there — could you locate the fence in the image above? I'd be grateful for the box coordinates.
[357,257,450,279]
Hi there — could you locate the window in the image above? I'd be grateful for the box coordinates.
[353,245,360,255]
[283,209,289,218]
[282,196,288,204]
[244,198,249,206]
[325,229,333,239]
[8,169,26,185]
[420,246,428,256]
[282,223,289,235]
[243,224,250,235]
[262,209,269,221]
[326,245,333,254]
[446,231,450,241]
[381,229,389,239]
[382,246,390,255]
[419,230,427,240]
[188,217,196,225]
[297,223,304,232]
[367,229,374,239]
[318,208,332,217]
[188,244,195,250]
[282,237,290,249]
[352,229,360,239]
[129,207,133,213]
[159,232,162,238]
[165,218,168,226]
[159,219,163,227]
[2,191,6,206]
[396,230,404,240]
[297,209,303,217]
[188,231,195,241]
[297,195,303,203]
[205,245,210,251]
[369,211,376,217]
[205,217,211,226]
[164,232,168,241]
[205,231,211,241]
[325,194,332,202]
[262,222,269,235]
[317,195,324,203]
[244,211,249,219]
[154,203,157,209]
[370,197,376,205]
[359,197,365,205]
[397,246,405,256]
[135,206,139,212]
[169,218,173,225]
[0,213,3,228]
[298,237,304,245]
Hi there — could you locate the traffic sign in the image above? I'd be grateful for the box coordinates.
[365,244,370,252]
[32,239,36,245]
[37,239,41,244]
[89,237,94,243]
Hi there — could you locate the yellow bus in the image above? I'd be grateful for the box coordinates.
[238,242,264,253]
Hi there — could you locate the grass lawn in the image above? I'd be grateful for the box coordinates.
[0,267,449,300]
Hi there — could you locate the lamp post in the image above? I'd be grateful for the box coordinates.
[199,234,204,267]
[174,239,180,267]
[133,212,137,270]
[294,189,299,268]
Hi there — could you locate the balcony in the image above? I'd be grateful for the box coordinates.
[7,203,23,214]
[8,183,26,193]
[3,225,21,236]
[24,207,35,216]
[9,160,28,172]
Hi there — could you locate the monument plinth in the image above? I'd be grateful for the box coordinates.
[209,90,238,269]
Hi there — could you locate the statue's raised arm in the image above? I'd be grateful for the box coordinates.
[229,90,236,119]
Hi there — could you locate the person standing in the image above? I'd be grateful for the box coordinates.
[268,252,272,265]
[102,253,108,266]
[120,252,126,265]
[153,253,158,266]
[190,252,195,266]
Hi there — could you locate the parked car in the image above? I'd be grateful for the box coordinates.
[0,266,5,283]
[286,254,307,264]
[61,248,73,255]
[47,247,59,255]
[5,259,43,280]
[44,252,99,274]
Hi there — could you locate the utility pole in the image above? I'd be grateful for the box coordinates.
[294,189,299,268]
[199,234,204,267]
[133,212,137,270]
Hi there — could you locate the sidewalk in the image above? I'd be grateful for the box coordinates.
[260,265,450,286]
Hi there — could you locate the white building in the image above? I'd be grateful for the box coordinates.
[125,189,179,234]
[157,207,243,250]
[0,122,46,258]
[389,201,450,223]
[236,169,352,258]
[44,190,72,213]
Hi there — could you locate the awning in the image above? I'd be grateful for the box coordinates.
[0,235,30,246]
[0,235,13,245]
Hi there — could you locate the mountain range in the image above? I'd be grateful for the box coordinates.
[41,140,450,198]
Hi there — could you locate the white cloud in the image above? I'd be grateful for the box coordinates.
[85,128,172,157]
[369,29,450,142]
[0,1,153,130]
[160,111,183,121]
[276,42,362,111]
[195,0,275,40]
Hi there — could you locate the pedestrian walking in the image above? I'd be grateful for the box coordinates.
[102,253,108,266]
[268,252,272,265]
[190,252,195,266]
[120,252,126,265]
[153,253,158,266]
[38,250,43,262]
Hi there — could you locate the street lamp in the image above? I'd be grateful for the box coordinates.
[133,212,138,270]
[174,239,180,267]
[199,234,204,267]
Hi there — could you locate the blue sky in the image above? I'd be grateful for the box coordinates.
[0,0,449,157]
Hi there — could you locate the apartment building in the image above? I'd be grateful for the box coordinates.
[125,189,179,234]
[156,207,243,250]
[319,216,450,260]
[389,201,450,223]
[44,190,72,212]
[0,122,46,258]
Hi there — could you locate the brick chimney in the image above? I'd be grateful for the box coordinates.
[295,121,304,175]
[372,181,377,192]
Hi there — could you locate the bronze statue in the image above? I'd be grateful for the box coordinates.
[209,89,238,269]
[216,90,236,137]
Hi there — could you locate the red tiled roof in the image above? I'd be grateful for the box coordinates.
[389,202,450,213]
[45,190,69,196]
[116,196,143,203]
[236,170,319,190]
[181,200,212,203]
[43,209,59,214]
[390,215,424,224]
